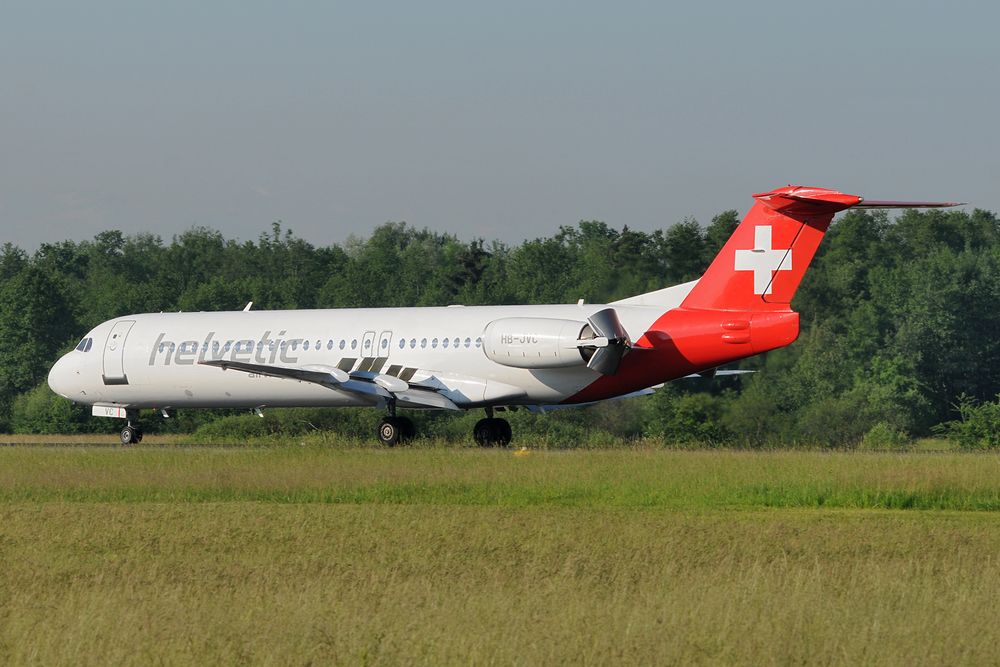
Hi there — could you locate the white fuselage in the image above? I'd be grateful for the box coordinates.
[48,298,686,412]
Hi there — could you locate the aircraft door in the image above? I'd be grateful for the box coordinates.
[376,330,393,358]
[103,320,135,385]
[361,330,377,358]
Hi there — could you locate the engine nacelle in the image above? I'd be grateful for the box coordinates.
[482,318,589,369]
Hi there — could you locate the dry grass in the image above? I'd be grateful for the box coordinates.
[2,447,1000,665]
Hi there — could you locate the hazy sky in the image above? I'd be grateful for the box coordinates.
[2,1,997,250]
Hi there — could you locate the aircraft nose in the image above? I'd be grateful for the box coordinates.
[47,354,77,399]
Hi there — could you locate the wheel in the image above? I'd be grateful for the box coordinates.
[397,416,416,442]
[473,418,495,447]
[377,417,401,447]
[135,428,144,443]
[494,418,512,447]
[473,418,512,447]
[120,426,137,445]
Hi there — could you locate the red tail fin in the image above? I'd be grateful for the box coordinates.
[681,186,861,311]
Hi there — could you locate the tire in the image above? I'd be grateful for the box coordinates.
[495,418,512,447]
[120,426,135,446]
[473,418,494,447]
[377,418,401,447]
[397,417,416,442]
[474,418,512,447]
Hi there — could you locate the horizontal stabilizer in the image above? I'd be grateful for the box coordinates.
[853,199,963,209]
[682,369,756,380]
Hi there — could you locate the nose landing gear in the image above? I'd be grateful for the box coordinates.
[119,411,143,445]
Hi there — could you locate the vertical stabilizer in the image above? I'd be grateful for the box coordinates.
[680,186,861,311]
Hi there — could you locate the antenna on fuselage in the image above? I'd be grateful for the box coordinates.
[243,301,253,311]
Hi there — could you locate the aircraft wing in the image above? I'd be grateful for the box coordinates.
[198,360,461,410]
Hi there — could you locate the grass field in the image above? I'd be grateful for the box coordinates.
[2,446,1000,665]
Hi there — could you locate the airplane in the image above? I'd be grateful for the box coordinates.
[47,186,960,446]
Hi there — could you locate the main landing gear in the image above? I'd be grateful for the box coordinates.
[120,411,143,445]
[375,405,513,447]
[473,408,512,447]
[377,402,415,446]
[376,416,416,446]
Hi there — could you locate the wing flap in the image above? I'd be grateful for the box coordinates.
[199,359,460,410]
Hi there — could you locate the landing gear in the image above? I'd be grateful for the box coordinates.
[120,411,142,445]
[377,400,416,446]
[376,415,415,447]
[119,425,143,444]
[473,417,512,447]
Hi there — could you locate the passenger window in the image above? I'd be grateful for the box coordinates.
[432,338,438,348]
[340,340,346,350]
[381,339,388,350]
[453,337,460,348]
[327,340,334,350]
[464,337,471,348]
[421,338,427,348]
[410,338,416,348]
[304,340,311,350]
[442,338,449,348]
[475,337,482,348]
[351,339,358,350]
[398,339,405,349]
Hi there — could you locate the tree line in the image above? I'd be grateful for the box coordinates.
[2,206,999,446]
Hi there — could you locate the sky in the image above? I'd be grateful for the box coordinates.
[1,1,997,250]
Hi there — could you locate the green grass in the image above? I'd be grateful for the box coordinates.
[3,447,1000,510]
[3,447,1000,664]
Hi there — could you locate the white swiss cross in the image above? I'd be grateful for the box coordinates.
[734,226,792,295]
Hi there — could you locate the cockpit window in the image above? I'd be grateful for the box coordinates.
[75,337,93,352]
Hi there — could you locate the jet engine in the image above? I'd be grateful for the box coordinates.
[482,308,632,375]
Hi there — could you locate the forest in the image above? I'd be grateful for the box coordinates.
[2,204,999,447]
